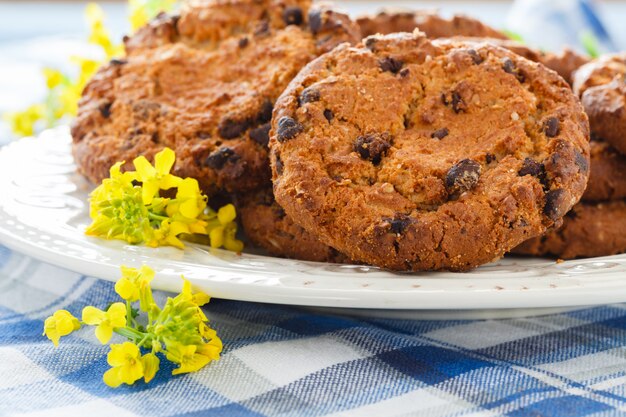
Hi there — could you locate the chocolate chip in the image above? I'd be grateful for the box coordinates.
[467,49,483,65]
[431,128,449,139]
[275,154,284,175]
[151,132,159,143]
[99,102,112,118]
[257,99,273,123]
[544,188,566,221]
[249,123,271,146]
[276,116,303,142]
[218,118,251,139]
[298,88,320,106]
[575,150,589,173]
[323,109,334,122]
[379,57,403,74]
[445,159,481,194]
[254,20,270,36]
[354,133,392,165]
[501,57,525,82]
[441,93,449,106]
[274,206,286,219]
[385,214,411,235]
[110,58,127,66]
[451,91,466,113]
[205,148,236,169]
[518,158,545,177]
[544,117,560,138]
[238,37,249,48]
[308,10,322,34]
[565,209,578,219]
[364,37,377,51]
[399,68,410,78]
[485,153,496,164]
[283,6,303,26]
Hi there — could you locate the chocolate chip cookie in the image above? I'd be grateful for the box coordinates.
[358,9,588,85]
[357,10,507,40]
[583,140,626,201]
[270,32,590,271]
[572,53,626,155]
[513,200,626,259]
[72,0,360,195]
[237,188,349,262]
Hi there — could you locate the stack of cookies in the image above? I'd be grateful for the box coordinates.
[72,1,612,271]
[514,54,626,258]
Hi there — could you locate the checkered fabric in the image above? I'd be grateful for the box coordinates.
[3,246,626,417]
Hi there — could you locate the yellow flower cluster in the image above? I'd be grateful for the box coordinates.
[4,1,177,137]
[87,148,244,251]
[43,265,222,387]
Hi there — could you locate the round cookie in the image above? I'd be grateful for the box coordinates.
[356,10,507,40]
[356,8,589,85]
[71,0,361,196]
[512,200,626,259]
[583,140,626,201]
[237,189,349,263]
[572,53,626,155]
[270,32,590,271]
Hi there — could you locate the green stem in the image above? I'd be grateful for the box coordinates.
[148,212,169,221]
[114,326,144,341]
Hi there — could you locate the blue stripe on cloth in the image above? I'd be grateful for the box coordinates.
[506,395,613,417]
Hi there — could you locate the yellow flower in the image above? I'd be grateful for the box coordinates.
[141,352,160,383]
[115,265,155,312]
[166,343,212,375]
[168,178,207,219]
[82,302,127,344]
[43,310,81,347]
[42,68,65,89]
[133,148,182,205]
[205,204,244,251]
[103,342,144,388]
[197,337,223,361]
[4,104,44,137]
[179,278,210,307]
[85,3,123,59]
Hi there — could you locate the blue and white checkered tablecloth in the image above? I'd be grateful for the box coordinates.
[4,245,626,417]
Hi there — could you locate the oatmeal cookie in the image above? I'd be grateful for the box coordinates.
[71,0,360,195]
[357,10,507,40]
[572,53,626,155]
[237,188,349,263]
[513,200,626,259]
[358,9,588,85]
[270,32,590,271]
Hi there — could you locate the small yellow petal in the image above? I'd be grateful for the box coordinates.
[82,306,105,325]
[217,204,237,224]
[154,148,176,175]
[209,226,224,248]
[95,323,113,344]
[103,367,123,388]
[142,353,160,383]
[115,277,138,301]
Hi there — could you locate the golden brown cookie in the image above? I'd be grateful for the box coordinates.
[356,10,507,40]
[572,53,626,155]
[513,200,626,259]
[269,32,590,271]
[71,0,360,196]
[237,189,349,263]
[358,8,589,85]
[583,140,626,201]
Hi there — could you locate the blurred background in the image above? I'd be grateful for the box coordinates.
[0,0,624,143]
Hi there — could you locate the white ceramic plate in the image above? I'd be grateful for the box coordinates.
[1,127,625,316]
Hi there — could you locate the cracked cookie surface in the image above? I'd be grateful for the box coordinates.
[270,32,590,271]
[71,0,360,195]
[513,200,626,259]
